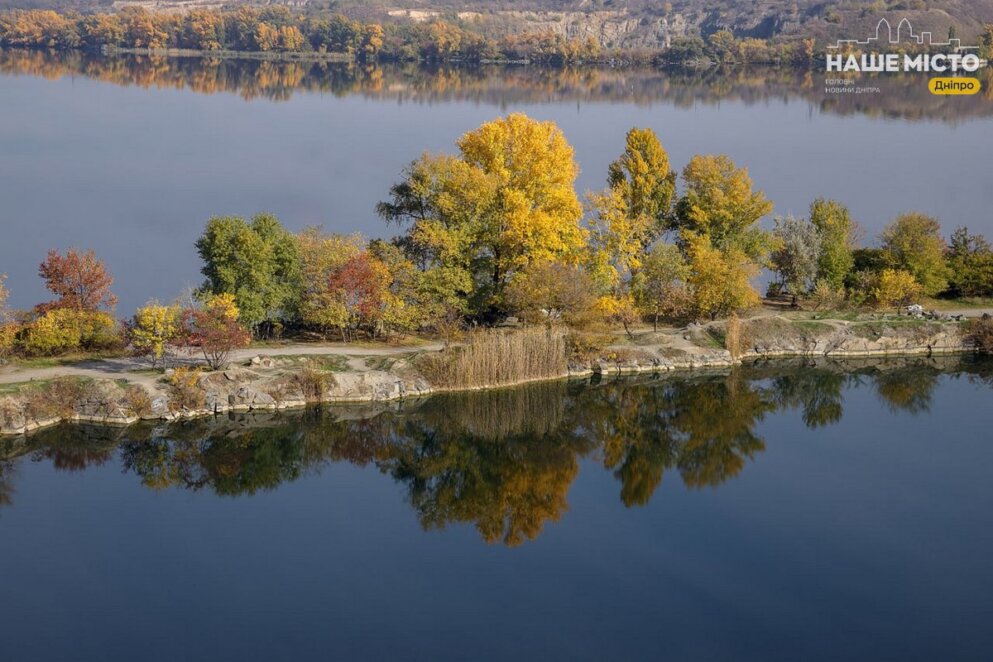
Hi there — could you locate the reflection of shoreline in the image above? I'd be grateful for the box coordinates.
[1,49,991,122]
[2,355,991,545]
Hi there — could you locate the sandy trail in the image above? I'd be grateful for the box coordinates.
[0,342,445,387]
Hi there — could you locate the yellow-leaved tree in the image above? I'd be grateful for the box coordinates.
[0,274,14,359]
[588,127,676,289]
[456,113,586,275]
[873,269,923,311]
[684,233,760,320]
[674,154,774,318]
[131,302,180,367]
[380,113,586,314]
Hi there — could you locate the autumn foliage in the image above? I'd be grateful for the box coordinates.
[179,294,251,370]
[37,248,118,312]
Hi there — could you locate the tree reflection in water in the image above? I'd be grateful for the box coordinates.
[2,357,992,541]
[2,49,991,123]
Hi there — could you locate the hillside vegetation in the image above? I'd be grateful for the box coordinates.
[2,0,991,47]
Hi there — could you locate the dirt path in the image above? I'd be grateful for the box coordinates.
[0,342,445,388]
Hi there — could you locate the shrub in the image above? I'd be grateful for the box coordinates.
[968,315,993,353]
[808,279,846,311]
[123,385,153,417]
[293,367,329,402]
[504,261,597,327]
[18,309,119,356]
[873,269,923,311]
[167,367,206,411]
[24,377,95,421]
[565,332,615,362]
[0,322,17,360]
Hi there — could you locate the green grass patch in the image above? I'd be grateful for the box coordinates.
[792,320,835,333]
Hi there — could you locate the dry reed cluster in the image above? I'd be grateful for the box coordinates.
[418,328,567,390]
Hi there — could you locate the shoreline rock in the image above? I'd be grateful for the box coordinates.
[0,317,980,437]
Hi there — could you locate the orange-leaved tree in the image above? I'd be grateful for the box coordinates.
[37,248,118,312]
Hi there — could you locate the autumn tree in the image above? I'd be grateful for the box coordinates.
[504,261,597,326]
[0,273,8,318]
[879,212,949,296]
[80,14,124,48]
[674,154,774,259]
[297,227,364,336]
[179,293,251,370]
[608,127,676,226]
[130,302,180,367]
[325,252,392,340]
[196,213,301,335]
[0,275,12,358]
[685,234,759,320]
[770,215,821,299]
[873,269,923,311]
[119,7,169,49]
[809,198,858,290]
[630,242,691,330]
[37,248,118,312]
[588,128,675,289]
[673,154,772,318]
[359,23,383,59]
[182,10,223,50]
[379,114,586,315]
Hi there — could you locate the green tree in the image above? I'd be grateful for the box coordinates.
[809,198,858,290]
[630,242,691,330]
[879,212,949,297]
[947,227,993,297]
[195,213,301,334]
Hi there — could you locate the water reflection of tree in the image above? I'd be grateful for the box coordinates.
[589,372,773,505]
[768,369,847,428]
[2,50,991,122]
[869,365,940,415]
[376,384,590,546]
[5,357,989,536]
[27,424,118,472]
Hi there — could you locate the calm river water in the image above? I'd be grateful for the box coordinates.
[1,52,992,312]
[1,358,993,660]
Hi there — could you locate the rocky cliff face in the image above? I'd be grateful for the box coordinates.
[461,11,691,49]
